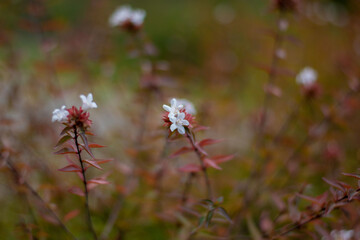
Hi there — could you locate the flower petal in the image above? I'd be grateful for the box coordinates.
[178,112,185,119]
[163,105,171,112]
[170,98,177,107]
[177,125,185,134]
[182,120,189,126]
[170,123,177,132]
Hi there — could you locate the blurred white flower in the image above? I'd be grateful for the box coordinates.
[296,67,318,86]
[170,112,189,135]
[278,19,289,31]
[275,48,286,59]
[109,5,146,28]
[52,105,69,122]
[177,99,197,115]
[329,230,354,240]
[80,93,97,110]
[163,98,183,119]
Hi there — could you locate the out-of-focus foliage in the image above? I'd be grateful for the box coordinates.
[1,0,360,239]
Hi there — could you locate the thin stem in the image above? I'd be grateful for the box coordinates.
[5,157,77,240]
[271,188,360,239]
[186,131,213,200]
[257,14,284,148]
[73,126,97,240]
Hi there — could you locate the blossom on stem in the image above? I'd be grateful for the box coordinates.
[296,67,317,86]
[109,5,146,32]
[162,98,195,134]
[169,112,189,135]
[52,105,69,122]
[163,98,184,119]
[80,93,97,110]
[67,106,92,130]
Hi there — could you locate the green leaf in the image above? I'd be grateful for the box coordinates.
[55,135,72,148]
[198,216,206,226]
[60,126,72,136]
[205,209,215,228]
[246,214,262,240]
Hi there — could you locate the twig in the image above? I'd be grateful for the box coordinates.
[186,131,213,200]
[73,126,97,240]
[5,157,77,240]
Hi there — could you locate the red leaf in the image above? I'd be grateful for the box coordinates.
[58,164,82,172]
[297,194,323,205]
[204,158,222,170]
[212,154,235,164]
[68,186,84,196]
[88,143,105,148]
[85,131,94,136]
[342,172,360,180]
[169,146,193,158]
[178,164,201,173]
[79,133,95,159]
[193,126,210,132]
[197,138,224,147]
[64,209,80,222]
[322,178,344,191]
[95,159,113,164]
[83,159,102,170]
[53,147,77,155]
[88,178,109,185]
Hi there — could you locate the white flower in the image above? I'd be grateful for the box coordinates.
[296,67,318,86]
[109,5,146,27]
[276,48,286,59]
[177,99,197,115]
[80,93,97,110]
[163,98,184,119]
[52,105,69,122]
[169,112,189,135]
[329,230,354,240]
[278,19,289,32]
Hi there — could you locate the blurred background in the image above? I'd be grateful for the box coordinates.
[1,0,360,239]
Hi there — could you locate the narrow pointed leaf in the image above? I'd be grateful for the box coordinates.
[83,159,102,170]
[197,138,224,147]
[68,186,84,196]
[79,132,95,159]
[204,158,222,170]
[212,154,235,164]
[88,179,109,185]
[54,147,77,155]
[216,207,233,223]
[169,146,193,158]
[60,126,72,136]
[342,172,360,180]
[55,135,72,148]
[64,209,80,222]
[95,159,113,164]
[88,143,105,148]
[205,209,215,227]
[178,164,201,173]
[58,164,82,172]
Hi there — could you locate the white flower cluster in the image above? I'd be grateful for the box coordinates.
[52,105,69,122]
[296,67,318,86]
[109,5,146,28]
[52,93,97,122]
[163,98,190,135]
